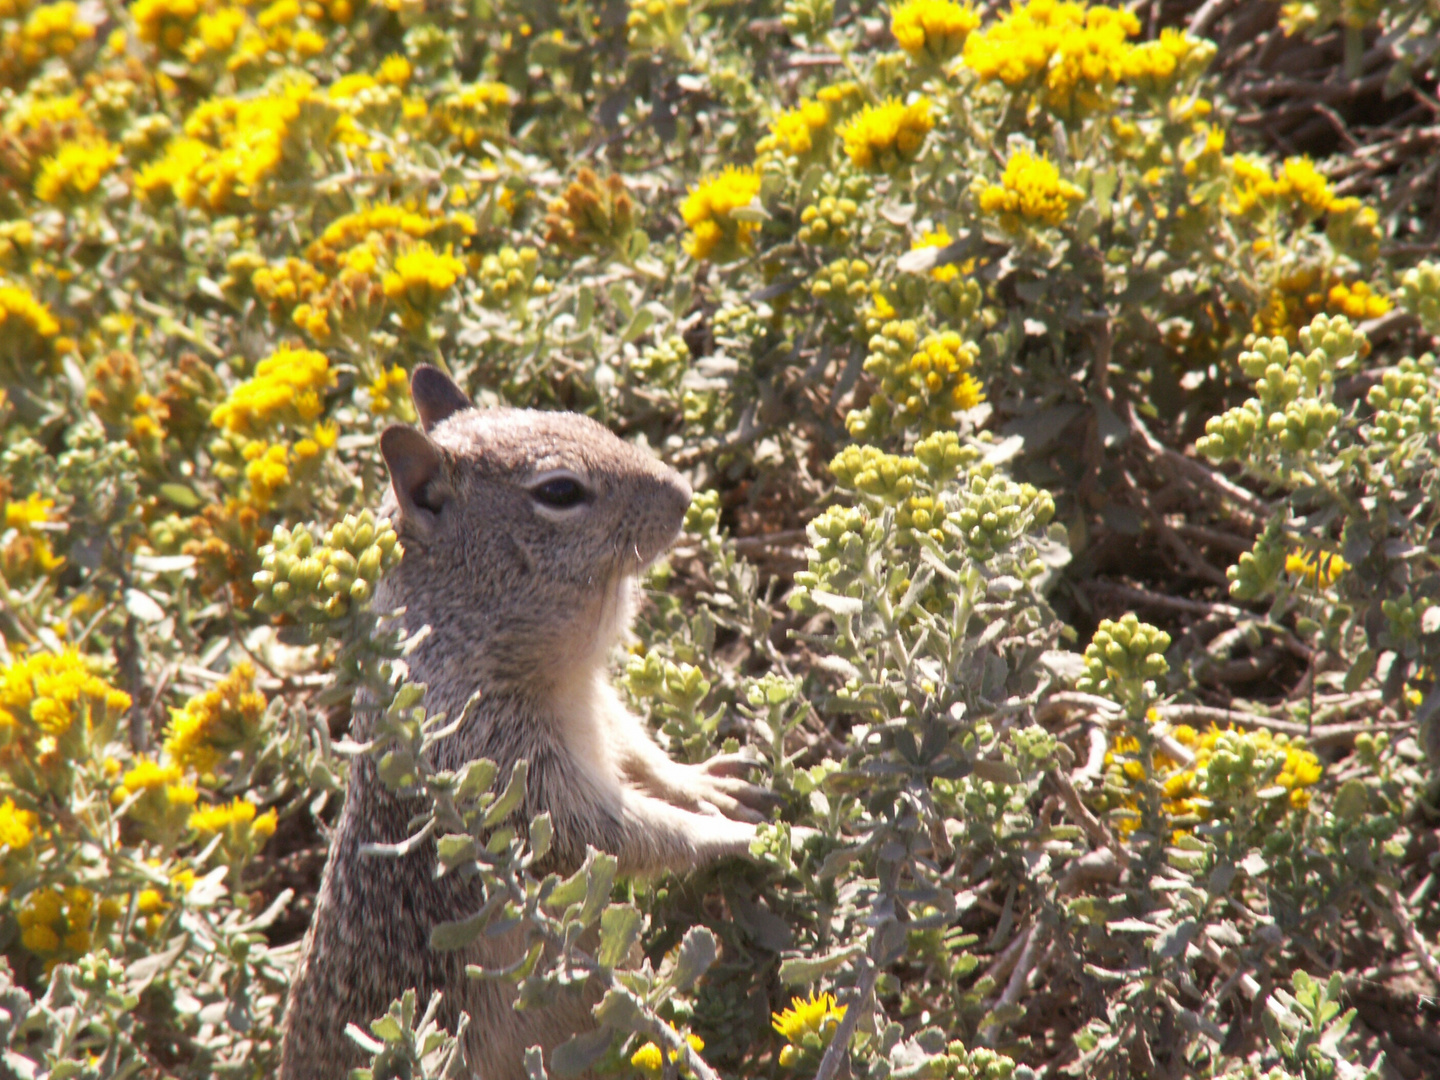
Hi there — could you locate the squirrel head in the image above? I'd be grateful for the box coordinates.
[377,366,692,690]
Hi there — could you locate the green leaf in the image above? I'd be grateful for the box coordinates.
[597,903,643,968]
[159,482,202,509]
[550,1026,615,1076]
[437,833,477,868]
[778,944,862,986]
[483,759,529,828]
[369,1016,403,1042]
[457,758,498,801]
[430,911,488,951]
[666,925,718,991]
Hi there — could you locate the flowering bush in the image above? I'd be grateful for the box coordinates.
[0,0,1436,1075]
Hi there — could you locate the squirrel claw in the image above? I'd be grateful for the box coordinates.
[699,750,767,778]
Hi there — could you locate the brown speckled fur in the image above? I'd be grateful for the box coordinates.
[278,368,767,1080]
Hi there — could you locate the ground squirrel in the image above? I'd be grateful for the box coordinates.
[279,366,773,1080]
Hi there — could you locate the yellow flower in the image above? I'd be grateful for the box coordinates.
[383,242,467,319]
[0,650,131,791]
[1326,281,1391,321]
[961,0,1156,117]
[132,0,204,51]
[890,0,979,64]
[1227,154,1336,220]
[211,347,334,436]
[189,795,259,833]
[17,885,96,960]
[0,797,38,849]
[772,991,846,1057]
[1121,27,1215,94]
[189,797,278,867]
[163,662,267,774]
[120,758,184,793]
[756,98,830,159]
[1285,549,1348,588]
[2,492,65,579]
[681,166,763,262]
[33,136,119,205]
[378,54,411,85]
[630,1034,704,1076]
[837,97,933,172]
[978,150,1083,230]
[368,365,414,417]
[16,1,95,67]
[433,82,514,153]
[912,229,960,281]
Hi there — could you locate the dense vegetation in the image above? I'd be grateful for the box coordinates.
[0,0,1438,1075]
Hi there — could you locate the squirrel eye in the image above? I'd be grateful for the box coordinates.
[529,475,590,509]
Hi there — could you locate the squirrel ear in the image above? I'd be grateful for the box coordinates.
[381,425,450,526]
[411,365,473,432]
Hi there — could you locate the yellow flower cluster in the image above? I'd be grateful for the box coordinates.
[772,991,847,1068]
[367,365,412,417]
[163,661,267,774]
[17,884,100,961]
[0,795,38,850]
[854,324,983,437]
[756,98,830,159]
[681,165,763,262]
[210,346,334,436]
[137,80,353,213]
[837,96,933,172]
[1228,154,1337,220]
[1104,722,1324,838]
[978,150,1083,230]
[432,81,514,154]
[890,0,979,64]
[1285,548,1348,588]
[33,135,119,205]
[1120,27,1215,95]
[630,1033,705,1075]
[111,757,200,839]
[963,0,1139,117]
[0,650,131,792]
[382,242,467,327]
[0,282,61,375]
[2,492,65,580]
[1326,281,1390,322]
[188,795,277,869]
[6,1,94,72]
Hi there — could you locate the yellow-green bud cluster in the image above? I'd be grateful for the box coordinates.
[848,322,983,440]
[683,488,721,537]
[1380,593,1422,649]
[790,504,879,607]
[148,514,193,554]
[1197,729,1311,803]
[896,494,946,545]
[809,257,871,310]
[953,465,1054,562]
[1009,724,1057,765]
[1296,312,1363,367]
[253,510,400,620]
[828,444,922,502]
[712,302,769,352]
[1199,316,1354,459]
[745,672,799,708]
[1354,730,1389,769]
[1076,614,1171,700]
[626,0,691,53]
[1366,353,1437,446]
[799,194,861,247]
[1227,521,1286,601]
[914,430,980,481]
[630,334,690,387]
[476,246,550,310]
[944,1040,1016,1080]
[622,654,711,710]
[1399,260,1440,336]
[780,0,835,40]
